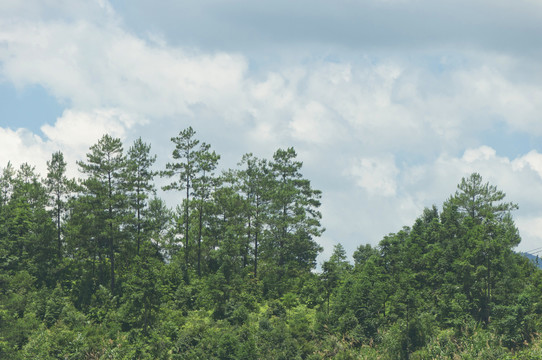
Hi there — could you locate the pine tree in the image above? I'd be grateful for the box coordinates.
[161,127,200,274]
[192,143,220,278]
[237,154,271,279]
[125,138,156,256]
[263,148,323,295]
[77,135,126,294]
[45,151,73,258]
[447,173,520,324]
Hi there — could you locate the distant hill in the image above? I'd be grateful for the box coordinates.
[521,252,542,269]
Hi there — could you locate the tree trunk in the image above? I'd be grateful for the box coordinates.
[197,201,202,278]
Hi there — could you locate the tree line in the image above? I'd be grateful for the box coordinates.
[1,128,542,359]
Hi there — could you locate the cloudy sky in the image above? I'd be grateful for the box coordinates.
[2,0,542,261]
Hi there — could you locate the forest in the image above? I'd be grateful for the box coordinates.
[1,127,542,359]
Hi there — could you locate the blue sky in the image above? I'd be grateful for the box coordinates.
[0,83,62,134]
[2,0,542,260]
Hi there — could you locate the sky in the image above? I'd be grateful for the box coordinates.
[2,0,542,262]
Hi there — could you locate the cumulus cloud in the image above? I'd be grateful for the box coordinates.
[347,155,399,197]
[41,109,139,147]
[289,101,345,144]
[0,20,248,119]
[2,1,542,156]
[318,145,542,260]
[0,108,141,178]
[396,147,542,251]
[2,0,542,262]
[0,127,48,172]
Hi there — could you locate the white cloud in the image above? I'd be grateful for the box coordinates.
[347,155,399,197]
[2,0,542,263]
[41,108,141,150]
[0,14,248,119]
[512,150,542,180]
[462,146,497,162]
[289,101,345,144]
[0,108,141,178]
[515,216,542,251]
[316,146,542,262]
[395,147,542,251]
[0,127,49,174]
[2,2,542,156]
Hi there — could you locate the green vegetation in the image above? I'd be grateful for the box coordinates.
[1,128,542,359]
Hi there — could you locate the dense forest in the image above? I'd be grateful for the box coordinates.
[1,127,542,359]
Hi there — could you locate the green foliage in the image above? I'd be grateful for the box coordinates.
[2,132,542,359]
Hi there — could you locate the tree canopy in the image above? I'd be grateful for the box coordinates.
[1,130,541,359]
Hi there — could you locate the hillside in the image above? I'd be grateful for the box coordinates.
[521,252,542,269]
[1,130,542,359]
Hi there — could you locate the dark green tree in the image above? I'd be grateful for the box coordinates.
[0,162,15,208]
[145,196,173,258]
[447,173,520,324]
[161,127,200,273]
[44,151,73,258]
[77,134,126,294]
[125,138,157,256]
[236,154,271,279]
[0,162,16,268]
[450,173,518,222]
[192,142,220,278]
[263,148,323,296]
[322,243,351,314]
[0,164,56,285]
[206,172,248,283]
[353,243,379,268]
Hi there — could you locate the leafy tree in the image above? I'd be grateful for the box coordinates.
[0,163,17,271]
[208,177,247,280]
[2,133,542,359]
[321,244,351,314]
[0,162,15,208]
[1,164,56,284]
[120,257,163,335]
[447,173,520,324]
[353,243,379,268]
[145,197,173,258]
